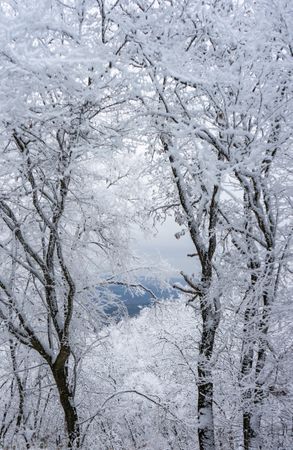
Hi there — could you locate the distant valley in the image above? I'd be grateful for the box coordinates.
[104,277,182,317]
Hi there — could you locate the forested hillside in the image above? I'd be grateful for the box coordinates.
[0,1,292,449]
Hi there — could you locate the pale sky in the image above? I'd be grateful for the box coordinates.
[134,217,197,276]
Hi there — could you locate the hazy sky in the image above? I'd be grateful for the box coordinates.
[135,218,197,275]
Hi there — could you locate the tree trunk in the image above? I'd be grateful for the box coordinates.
[241,301,257,450]
[198,295,220,450]
[52,347,80,448]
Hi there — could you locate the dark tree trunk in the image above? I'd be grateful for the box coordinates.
[241,300,257,450]
[51,347,80,448]
[198,295,220,450]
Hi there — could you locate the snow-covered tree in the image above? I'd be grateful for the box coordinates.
[114,0,293,448]
[0,1,292,449]
[0,1,140,447]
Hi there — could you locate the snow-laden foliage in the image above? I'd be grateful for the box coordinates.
[77,298,293,449]
[0,0,292,449]
[80,299,198,450]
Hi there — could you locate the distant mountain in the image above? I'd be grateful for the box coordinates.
[103,277,182,317]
